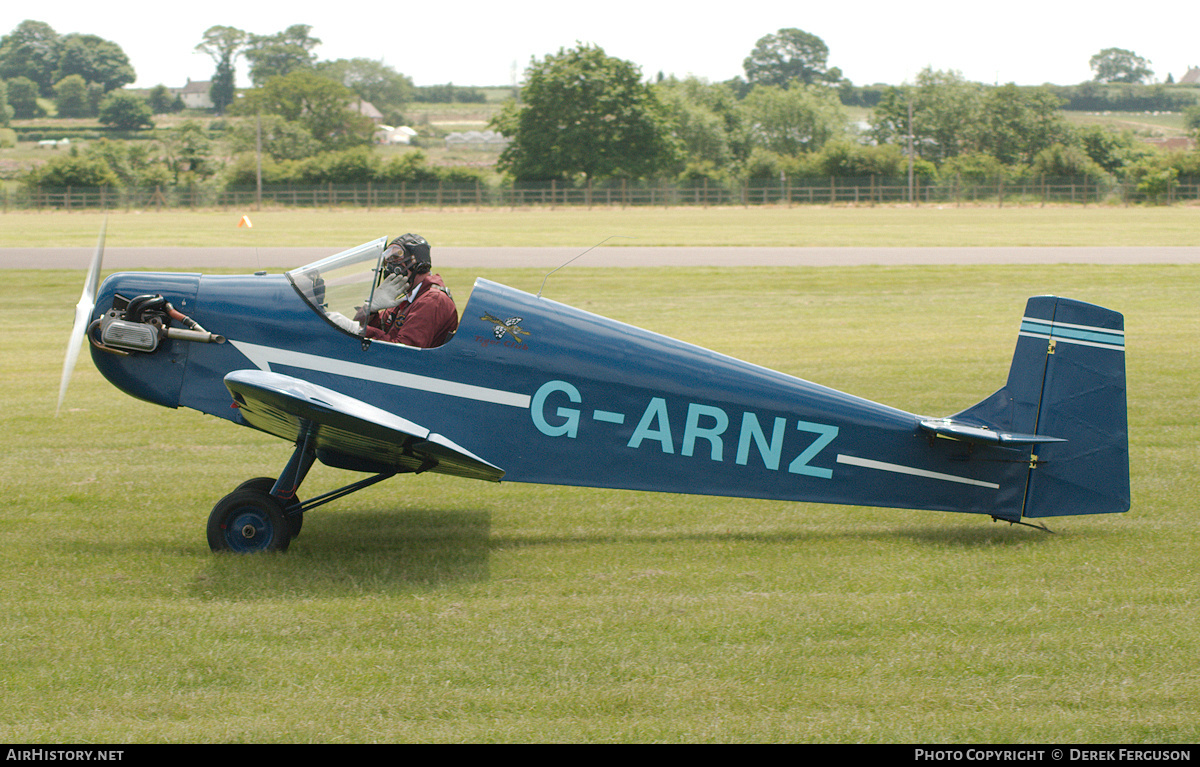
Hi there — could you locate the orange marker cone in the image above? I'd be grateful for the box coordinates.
[238,215,253,228]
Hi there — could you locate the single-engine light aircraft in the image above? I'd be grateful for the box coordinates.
[60,229,1130,552]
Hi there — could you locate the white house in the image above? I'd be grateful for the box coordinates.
[174,80,213,110]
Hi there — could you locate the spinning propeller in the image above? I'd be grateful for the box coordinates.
[56,219,106,416]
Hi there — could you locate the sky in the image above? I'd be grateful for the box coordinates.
[4,1,1197,90]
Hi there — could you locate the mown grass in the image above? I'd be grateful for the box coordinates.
[1,261,1197,742]
[2,204,1200,248]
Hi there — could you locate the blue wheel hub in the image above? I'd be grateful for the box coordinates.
[224,508,277,552]
[208,488,291,553]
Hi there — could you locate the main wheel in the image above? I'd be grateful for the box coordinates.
[233,477,304,539]
[207,488,292,553]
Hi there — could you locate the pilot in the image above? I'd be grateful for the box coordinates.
[358,233,458,348]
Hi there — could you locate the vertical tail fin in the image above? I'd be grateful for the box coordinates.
[956,296,1130,519]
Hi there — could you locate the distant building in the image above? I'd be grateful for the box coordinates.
[444,130,509,150]
[1180,67,1200,85]
[351,99,384,123]
[173,80,213,110]
[376,125,418,145]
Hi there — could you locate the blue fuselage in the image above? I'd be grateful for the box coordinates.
[91,271,1030,515]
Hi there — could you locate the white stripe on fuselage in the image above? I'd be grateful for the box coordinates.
[229,340,531,409]
[836,454,1000,489]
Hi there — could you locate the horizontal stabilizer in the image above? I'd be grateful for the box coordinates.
[224,369,504,482]
[918,419,1066,446]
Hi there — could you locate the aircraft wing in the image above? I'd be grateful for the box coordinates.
[224,370,504,482]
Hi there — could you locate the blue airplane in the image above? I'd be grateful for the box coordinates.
[59,227,1130,552]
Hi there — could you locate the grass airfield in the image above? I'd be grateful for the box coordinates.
[2,203,1200,248]
[1,207,1198,742]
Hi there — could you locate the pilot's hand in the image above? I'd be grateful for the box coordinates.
[369,272,408,312]
[327,311,362,334]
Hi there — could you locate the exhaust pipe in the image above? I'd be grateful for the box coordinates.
[90,294,225,355]
[167,327,226,344]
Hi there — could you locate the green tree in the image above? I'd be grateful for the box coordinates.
[23,150,120,188]
[741,147,820,180]
[53,73,89,117]
[212,58,236,114]
[293,146,379,184]
[1128,161,1178,203]
[1090,48,1153,84]
[741,83,846,155]
[938,151,1014,184]
[316,58,412,111]
[234,69,374,150]
[52,33,134,93]
[1030,143,1105,178]
[224,152,294,186]
[1076,124,1149,174]
[160,120,214,181]
[413,83,485,103]
[743,28,836,88]
[870,68,983,164]
[966,84,1064,165]
[244,25,320,86]
[1183,105,1200,142]
[492,44,681,182]
[195,26,247,114]
[0,20,60,95]
[5,75,42,118]
[227,113,321,160]
[147,84,179,114]
[98,90,153,129]
[86,81,105,116]
[0,79,11,125]
[377,150,438,183]
[655,77,749,176]
[81,138,163,186]
[816,141,910,179]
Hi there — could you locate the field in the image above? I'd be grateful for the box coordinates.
[3,204,1200,249]
[1,208,1198,742]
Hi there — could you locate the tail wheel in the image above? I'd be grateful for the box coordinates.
[207,489,292,553]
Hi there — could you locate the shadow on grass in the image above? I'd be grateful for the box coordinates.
[885,522,1066,548]
[191,508,493,600]
[186,505,1079,600]
[486,520,1067,551]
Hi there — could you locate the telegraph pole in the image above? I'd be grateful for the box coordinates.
[255,112,263,211]
[907,99,915,205]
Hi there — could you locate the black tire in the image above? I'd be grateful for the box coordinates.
[235,477,277,494]
[233,477,304,539]
[206,489,292,553]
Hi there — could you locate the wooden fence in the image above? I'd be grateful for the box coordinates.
[5,176,1199,211]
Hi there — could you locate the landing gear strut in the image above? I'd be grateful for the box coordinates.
[206,421,397,553]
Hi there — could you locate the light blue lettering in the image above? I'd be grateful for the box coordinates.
[682,403,729,460]
[736,413,787,470]
[628,398,674,453]
[531,380,581,438]
[789,421,839,478]
[592,410,625,424]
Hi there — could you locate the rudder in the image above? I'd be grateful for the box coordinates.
[954,296,1130,519]
[1019,296,1129,517]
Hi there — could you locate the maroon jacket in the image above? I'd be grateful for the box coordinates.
[363,274,458,348]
